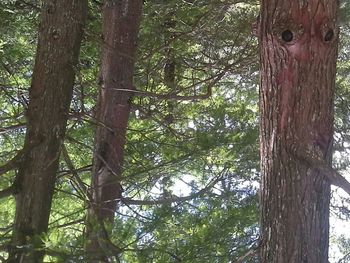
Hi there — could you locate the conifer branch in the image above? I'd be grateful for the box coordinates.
[291,143,350,196]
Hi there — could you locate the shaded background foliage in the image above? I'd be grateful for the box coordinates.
[0,0,349,262]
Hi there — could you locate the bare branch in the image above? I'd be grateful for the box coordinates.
[58,164,92,178]
[0,151,23,176]
[109,86,211,101]
[235,247,259,263]
[53,219,84,229]
[49,208,86,228]
[291,143,350,196]
[96,222,122,257]
[61,144,90,199]
[0,185,15,199]
[235,238,261,263]
[121,169,226,206]
[16,0,41,11]
[0,123,25,134]
[106,61,235,101]
[338,251,350,263]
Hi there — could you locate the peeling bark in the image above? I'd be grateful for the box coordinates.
[7,1,87,262]
[258,1,339,262]
[85,0,143,261]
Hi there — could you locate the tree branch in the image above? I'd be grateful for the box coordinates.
[121,170,226,205]
[106,61,236,101]
[61,144,90,200]
[53,219,84,229]
[16,0,41,11]
[337,251,350,263]
[0,123,26,135]
[0,185,15,199]
[96,222,122,258]
[0,151,23,176]
[235,238,261,263]
[109,86,211,101]
[290,143,350,196]
[235,247,259,263]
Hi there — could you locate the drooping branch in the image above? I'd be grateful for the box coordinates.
[290,143,350,196]
[0,185,15,199]
[122,170,227,206]
[0,150,24,176]
[62,145,124,259]
[95,222,122,259]
[61,144,89,199]
[235,246,259,263]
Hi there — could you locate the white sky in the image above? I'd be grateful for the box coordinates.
[329,172,350,262]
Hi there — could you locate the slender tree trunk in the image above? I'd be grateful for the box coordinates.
[85,1,143,261]
[161,11,176,200]
[7,1,87,262]
[258,1,339,262]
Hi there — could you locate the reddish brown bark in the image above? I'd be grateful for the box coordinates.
[258,1,339,262]
[7,1,87,262]
[85,0,143,261]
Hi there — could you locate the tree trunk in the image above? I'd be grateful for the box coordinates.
[7,1,87,262]
[85,0,143,261]
[161,11,176,201]
[258,1,339,262]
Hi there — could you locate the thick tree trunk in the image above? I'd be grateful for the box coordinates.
[7,1,87,262]
[85,0,143,261]
[258,1,339,262]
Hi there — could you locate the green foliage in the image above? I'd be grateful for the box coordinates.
[0,0,258,261]
[2,0,350,262]
[329,3,350,261]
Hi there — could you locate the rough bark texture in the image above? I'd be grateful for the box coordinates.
[7,1,87,262]
[259,1,339,262]
[85,0,143,261]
